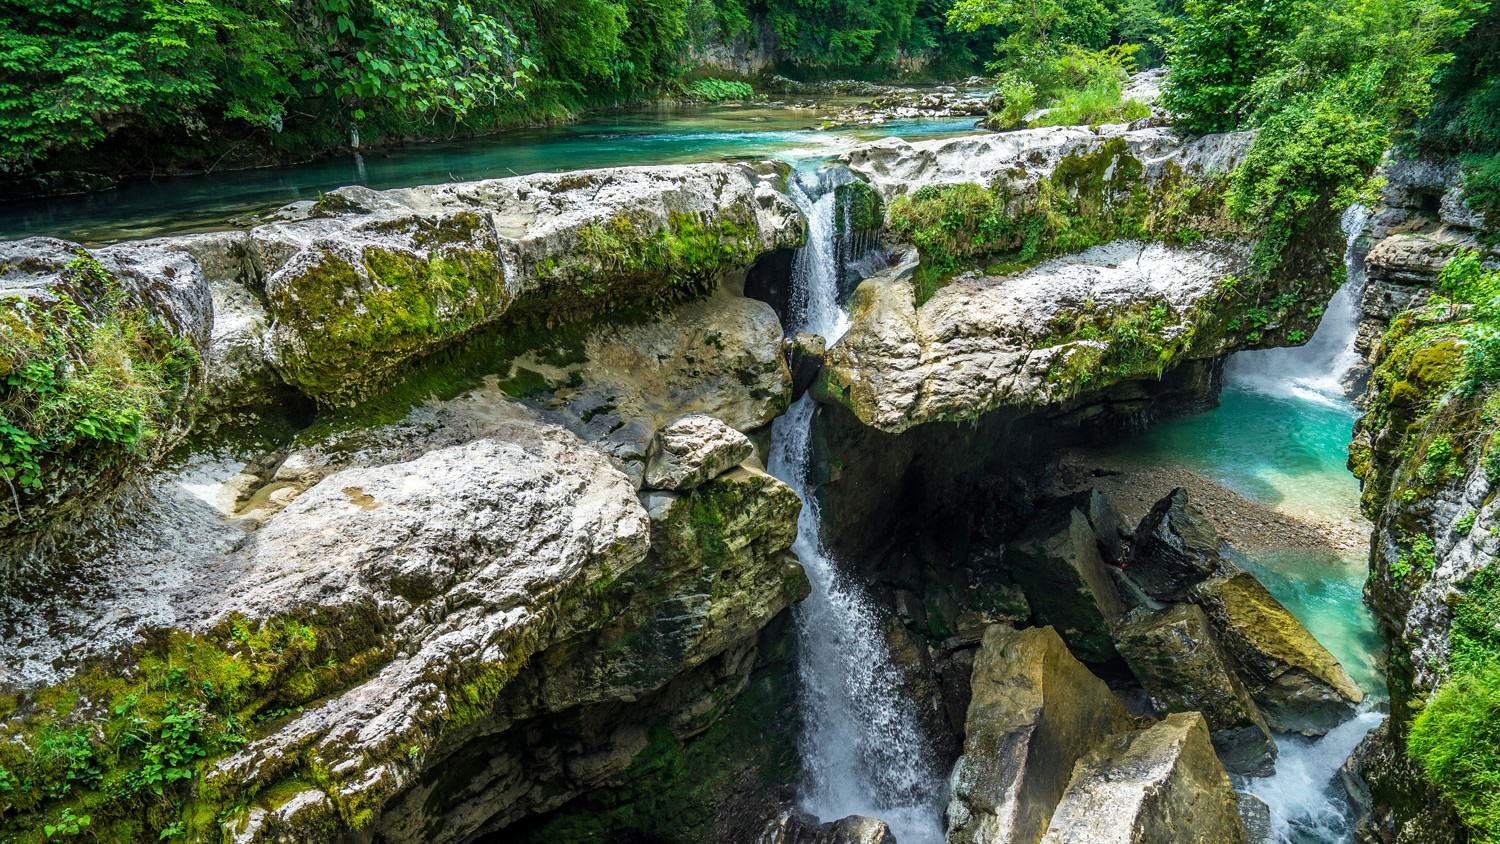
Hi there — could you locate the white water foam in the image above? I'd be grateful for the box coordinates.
[766,165,946,842]
[1228,205,1373,405]
[1241,711,1387,843]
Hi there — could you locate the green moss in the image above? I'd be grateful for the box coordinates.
[834,180,885,235]
[0,253,201,533]
[887,141,1240,305]
[1409,662,1500,842]
[0,612,390,843]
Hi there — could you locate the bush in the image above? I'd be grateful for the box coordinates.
[1157,0,1300,133]
[1409,662,1500,842]
[683,78,754,100]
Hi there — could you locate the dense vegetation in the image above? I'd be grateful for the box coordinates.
[0,0,1007,182]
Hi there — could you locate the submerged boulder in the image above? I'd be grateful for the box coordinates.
[1125,487,1225,600]
[1003,507,1126,664]
[643,414,754,491]
[1189,571,1363,733]
[1039,712,1247,844]
[947,625,1133,844]
[1115,603,1277,775]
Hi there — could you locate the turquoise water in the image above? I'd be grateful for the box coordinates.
[1111,383,1383,695]
[1,102,981,245]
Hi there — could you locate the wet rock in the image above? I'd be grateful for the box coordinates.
[790,332,827,400]
[644,414,754,490]
[0,236,210,538]
[1237,792,1272,844]
[1125,487,1225,600]
[1115,603,1277,775]
[1003,507,1126,664]
[1188,571,1363,734]
[764,811,898,844]
[947,625,1133,844]
[1039,712,1247,844]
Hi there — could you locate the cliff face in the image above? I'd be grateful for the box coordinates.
[1348,153,1498,843]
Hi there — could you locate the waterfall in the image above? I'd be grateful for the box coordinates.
[1226,205,1373,403]
[1241,710,1386,843]
[767,165,946,843]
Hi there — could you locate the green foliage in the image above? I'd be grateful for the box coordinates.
[1465,152,1500,232]
[683,78,754,100]
[0,617,385,842]
[1434,250,1500,396]
[0,254,198,516]
[1409,661,1500,842]
[1156,0,1301,133]
[1457,510,1478,535]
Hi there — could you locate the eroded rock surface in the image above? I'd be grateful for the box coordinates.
[1039,712,1247,844]
[644,414,755,490]
[816,241,1275,432]
[1189,571,1363,734]
[1115,603,1277,775]
[947,625,1133,844]
[1126,487,1224,600]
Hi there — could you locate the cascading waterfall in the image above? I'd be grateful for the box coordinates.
[1223,204,1387,844]
[767,165,946,843]
[1227,205,1374,402]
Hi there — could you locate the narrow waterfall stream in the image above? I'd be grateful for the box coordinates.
[766,166,947,842]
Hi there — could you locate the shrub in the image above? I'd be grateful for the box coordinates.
[1409,662,1500,841]
[683,78,754,101]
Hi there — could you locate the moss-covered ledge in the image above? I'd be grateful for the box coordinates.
[255,164,804,405]
[812,238,1332,434]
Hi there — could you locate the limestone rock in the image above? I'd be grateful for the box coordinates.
[1115,603,1277,775]
[1189,571,1363,733]
[790,332,827,400]
[1125,488,1224,600]
[814,240,1291,433]
[1238,792,1272,844]
[947,625,1133,844]
[840,127,1252,203]
[644,414,754,490]
[0,236,211,537]
[248,163,802,402]
[1039,712,1247,844]
[765,812,898,844]
[1003,507,1125,664]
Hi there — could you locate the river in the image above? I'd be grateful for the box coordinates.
[1,96,983,245]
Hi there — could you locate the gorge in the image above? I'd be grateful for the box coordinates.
[0,56,1497,844]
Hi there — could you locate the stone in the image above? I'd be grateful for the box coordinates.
[1003,507,1126,664]
[247,163,802,402]
[1237,792,1272,844]
[790,331,828,400]
[947,625,1133,844]
[1039,712,1248,844]
[1188,571,1363,734]
[765,811,898,844]
[813,239,1310,434]
[643,414,754,490]
[1115,603,1277,775]
[0,236,211,538]
[1125,488,1225,600]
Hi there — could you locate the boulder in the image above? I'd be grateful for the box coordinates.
[1039,713,1247,844]
[765,812,898,844]
[1115,603,1277,775]
[1125,488,1225,600]
[1237,793,1272,844]
[813,240,1303,434]
[947,625,1133,844]
[0,236,210,538]
[1188,571,1363,733]
[644,414,755,490]
[248,163,801,403]
[790,332,827,400]
[1003,507,1126,664]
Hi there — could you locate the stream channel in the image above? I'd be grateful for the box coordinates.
[4,102,1386,844]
